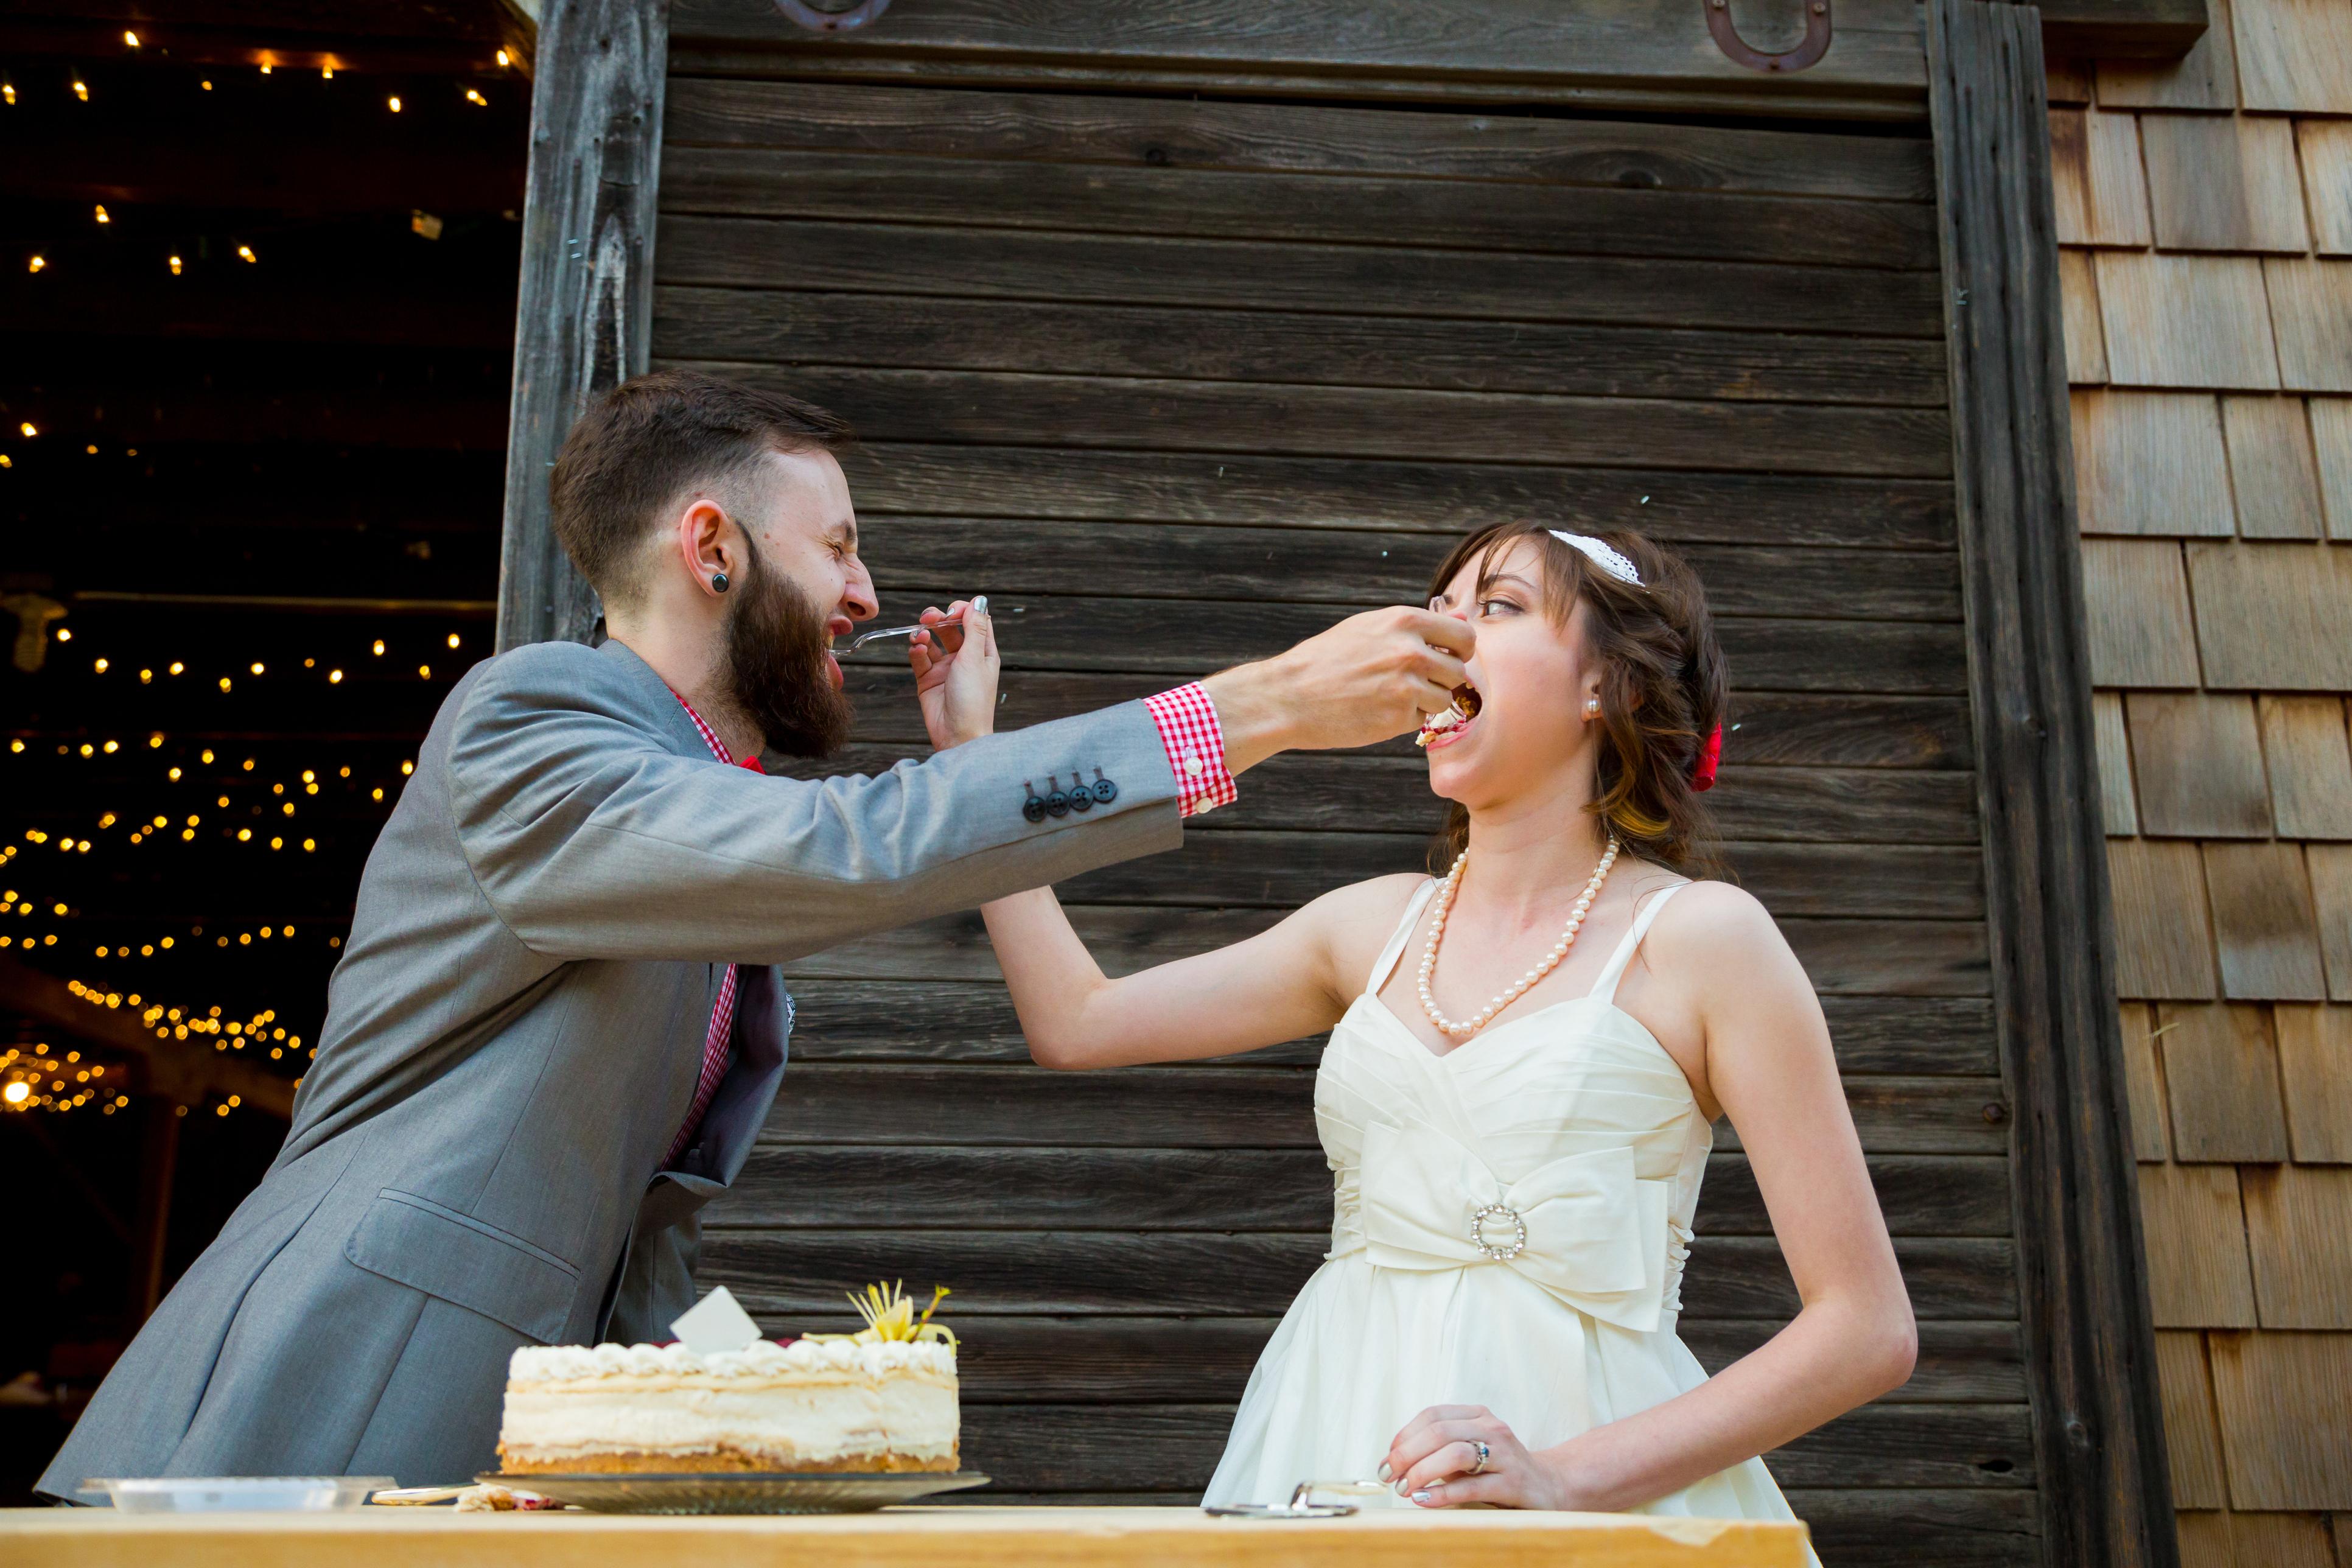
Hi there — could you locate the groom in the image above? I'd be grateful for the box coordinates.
[40,369,1475,1495]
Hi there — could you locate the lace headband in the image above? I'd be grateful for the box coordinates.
[1547,531,1642,587]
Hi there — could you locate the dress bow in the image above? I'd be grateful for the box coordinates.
[1357,1119,1672,1334]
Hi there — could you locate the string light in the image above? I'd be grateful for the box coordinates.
[387,95,402,113]
[464,88,488,107]
[94,205,110,224]
[18,422,33,435]
[122,30,140,47]
[236,244,257,264]
[24,257,41,275]
[72,78,88,100]
[2,83,13,106]
[168,254,183,275]
[201,80,212,91]
[497,49,511,67]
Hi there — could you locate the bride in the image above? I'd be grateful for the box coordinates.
[970,523,1914,1532]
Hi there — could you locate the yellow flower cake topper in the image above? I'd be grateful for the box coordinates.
[810,1280,957,1348]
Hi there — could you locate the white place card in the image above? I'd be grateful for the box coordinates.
[670,1285,763,1357]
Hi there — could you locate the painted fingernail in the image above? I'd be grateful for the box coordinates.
[1411,1490,1432,1505]
[971,595,988,617]
[1376,1463,1392,1482]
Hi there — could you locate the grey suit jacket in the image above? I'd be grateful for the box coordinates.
[40,638,1180,1495]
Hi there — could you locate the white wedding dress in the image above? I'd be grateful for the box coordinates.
[1203,880,1816,1558]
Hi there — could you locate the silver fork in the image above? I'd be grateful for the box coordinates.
[845,596,986,654]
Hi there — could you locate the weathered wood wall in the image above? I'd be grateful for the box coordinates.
[651,14,2036,1564]
[657,85,2024,1567]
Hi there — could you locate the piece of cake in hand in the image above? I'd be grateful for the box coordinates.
[497,1283,959,1474]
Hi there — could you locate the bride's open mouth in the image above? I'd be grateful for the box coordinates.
[1416,682,1481,749]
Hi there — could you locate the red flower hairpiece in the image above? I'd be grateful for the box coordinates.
[1690,723,1722,793]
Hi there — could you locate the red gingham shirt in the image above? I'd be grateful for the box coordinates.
[660,681,1231,1165]
[663,691,763,1168]
[1144,682,1237,817]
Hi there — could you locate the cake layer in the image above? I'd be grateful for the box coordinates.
[499,1337,958,1475]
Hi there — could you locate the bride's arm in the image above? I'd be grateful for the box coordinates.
[981,875,1416,1069]
[1385,883,1916,1510]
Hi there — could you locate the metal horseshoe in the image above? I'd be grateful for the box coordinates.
[772,0,892,32]
[1706,0,1832,73]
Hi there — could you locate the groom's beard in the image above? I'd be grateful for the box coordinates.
[723,541,854,761]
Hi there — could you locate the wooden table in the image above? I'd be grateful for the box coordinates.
[0,1505,1810,1567]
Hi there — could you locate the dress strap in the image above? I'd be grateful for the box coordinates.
[1365,880,1441,996]
[1587,882,1692,1004]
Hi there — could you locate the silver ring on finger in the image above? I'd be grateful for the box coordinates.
[1468,1440,1490,1475]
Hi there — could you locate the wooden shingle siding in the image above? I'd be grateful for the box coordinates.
[2310,399,2352,533]
[2158,1003,2293,1161]
[2050,105,2152,247]
[2272,1004,2352,1159]
[2071,390,2235,535]
[2311,845,2352,999]
[2140,114,2309,254]
[2124,693,2270,836]
[2135,1163,2259,1325]
[2203,841,2329,999]
[2239,1166,2352,1328]
[2051,26,2352,1559]
[2079,539,2203,686]
[2297,122,2352,257]
[2206,1332,2352,1509]
[652,44,2054,1552]
[2120,1003,2174,1160]
[2093,253,2281,390]
[2112,839,2224,996]
[2256,696,2352,838]
[2261,258,2352,393]
[2183,542,2352,689]
[2228,0,2352,114]
[2218,396,2325,539]
[2095,692,2141,835]
[2060,250,2111,383]
[2153,1331,2230,1508]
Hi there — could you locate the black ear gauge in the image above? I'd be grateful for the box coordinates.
[1066,771,1093,813]
[1044,779,1071,818]
[1021,782,1048,824]
[710,571,730,594]
[1090,766,1118,805]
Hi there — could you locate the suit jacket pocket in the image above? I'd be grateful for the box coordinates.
[343,1188,581,1344]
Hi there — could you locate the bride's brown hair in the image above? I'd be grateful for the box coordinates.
[1426,522,1728,877]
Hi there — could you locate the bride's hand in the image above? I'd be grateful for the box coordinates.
[1381,1404,1572,1510]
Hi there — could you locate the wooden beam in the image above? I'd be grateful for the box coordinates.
[1925,5,2177,1567]
[668,0,1934,122]
[495,0,668,651]
[2031,0,2207,60]
[0,956,298,1118]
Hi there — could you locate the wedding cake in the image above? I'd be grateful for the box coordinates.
[496,1283,959,1474]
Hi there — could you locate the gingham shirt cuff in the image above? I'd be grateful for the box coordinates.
[1144,682,1237,818]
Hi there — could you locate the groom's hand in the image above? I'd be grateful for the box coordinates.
[1202,607,1472,775]
[910,597,999,750]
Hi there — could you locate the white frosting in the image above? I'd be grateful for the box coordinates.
[508,1337,954,1384]
[498,1376,957,1466]
[499,1339,958,1467]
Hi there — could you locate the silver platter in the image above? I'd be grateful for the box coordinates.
[475,1470,989,1514]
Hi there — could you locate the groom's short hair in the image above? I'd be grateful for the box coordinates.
[550,369,854,608]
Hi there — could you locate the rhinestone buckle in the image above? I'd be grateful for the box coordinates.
[1469,1202,1528,1261]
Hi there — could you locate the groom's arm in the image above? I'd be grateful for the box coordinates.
[449,607,1472,967]
[447,640,1191,966]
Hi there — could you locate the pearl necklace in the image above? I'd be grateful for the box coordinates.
[1418,836,1620,1037]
